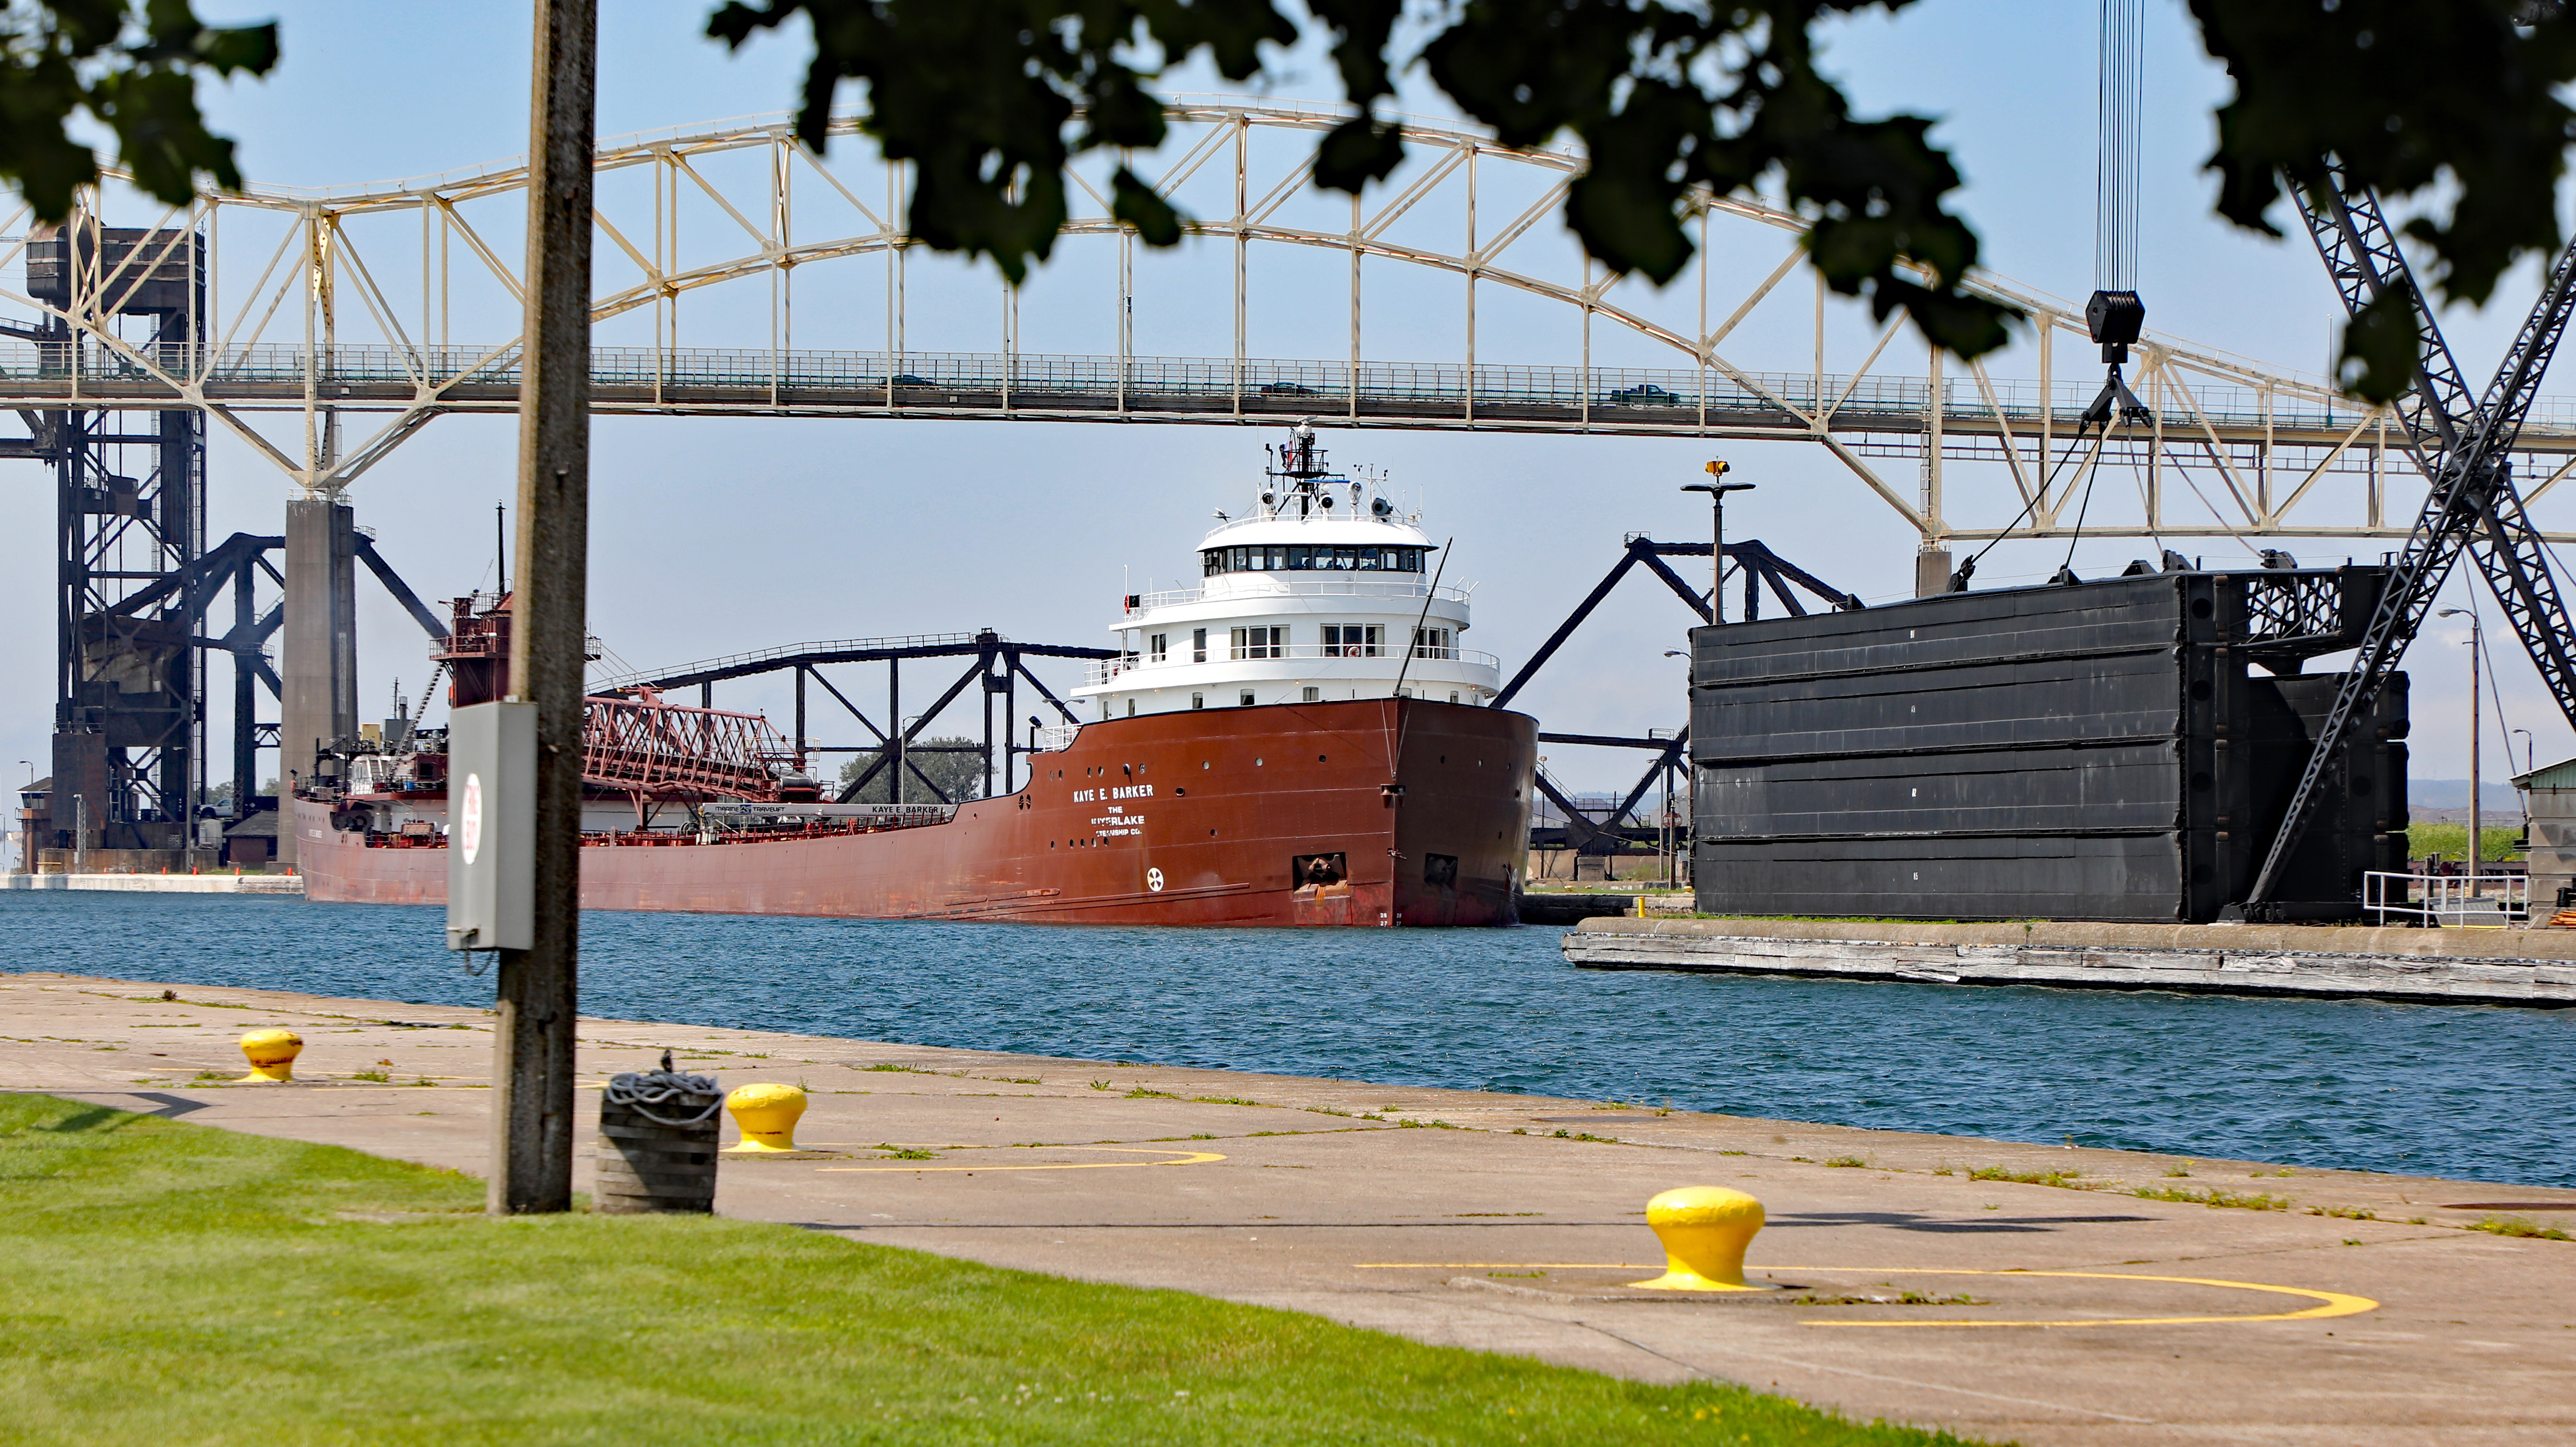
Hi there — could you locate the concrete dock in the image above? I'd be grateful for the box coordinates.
[1566,916,2576,1005]
[7,969,2574,1446]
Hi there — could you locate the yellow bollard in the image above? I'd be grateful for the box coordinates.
[723,1083,808,1153]
[237,1029,303,1083]
[1629,1186,1770,1291]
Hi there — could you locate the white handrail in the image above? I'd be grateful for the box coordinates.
[1130,578,1474,610]
[1084,643,1500,686]
[2362,870,2529,927]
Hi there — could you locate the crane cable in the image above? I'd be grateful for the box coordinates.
[1956,414,2103,580]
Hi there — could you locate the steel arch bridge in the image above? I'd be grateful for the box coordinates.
[7,98,2576,547]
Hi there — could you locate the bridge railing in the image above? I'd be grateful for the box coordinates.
[12,337,2576,442]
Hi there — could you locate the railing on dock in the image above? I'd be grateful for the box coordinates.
[2362,870,2529,927]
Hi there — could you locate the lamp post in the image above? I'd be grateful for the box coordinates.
[1681,461,1754,623]
[1662,650,1693,886]
[2514,721,2535,855]
[2439,607,2481,893]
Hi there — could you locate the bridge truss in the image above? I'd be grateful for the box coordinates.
[14,99,2576,842]
[1,99,2567,549]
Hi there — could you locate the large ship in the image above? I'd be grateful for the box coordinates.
[295,427,1536,926]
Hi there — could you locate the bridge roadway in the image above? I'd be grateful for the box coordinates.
[16,338,2576,455]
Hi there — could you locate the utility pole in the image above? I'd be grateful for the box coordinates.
[2441,607,2482,895]
[1682,461,1753,624]
[492,0,595,1216]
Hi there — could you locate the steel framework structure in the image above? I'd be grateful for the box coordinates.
[1498,534,1860,849]
[23,220,206,856]
[2246,176,2576,909]
[17,100,2576,838]
[581,688,790,802]
[1,100,2571,550]
[594,629,1118,803]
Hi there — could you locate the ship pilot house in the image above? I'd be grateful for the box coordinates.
[1071,424,1500,721]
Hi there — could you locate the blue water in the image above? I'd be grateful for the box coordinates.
[7,892,2572,1188]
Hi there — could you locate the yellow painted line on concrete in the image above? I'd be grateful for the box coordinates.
[819,1146,1225,1173]
[1356,1263,1657,1270]
[1350,1264,2378,1327]
[1788,1267,2378,1327]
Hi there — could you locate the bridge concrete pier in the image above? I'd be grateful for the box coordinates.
[278,496,356,862]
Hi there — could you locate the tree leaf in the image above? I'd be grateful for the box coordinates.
[1110,166,1179,247]
[1312,116,1403,194]
[2191,0,2576,310]
[728,0,2019,355]
[0,2,275,223]
[2338,289,2424,405]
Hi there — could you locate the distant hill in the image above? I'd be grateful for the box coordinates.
[2410,778,2517,808]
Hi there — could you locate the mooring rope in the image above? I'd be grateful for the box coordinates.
[603,1053,723,1127]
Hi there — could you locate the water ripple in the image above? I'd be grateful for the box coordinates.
[10,892,2570,1187]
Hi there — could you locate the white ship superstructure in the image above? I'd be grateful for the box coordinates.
[1071,426,1501,721]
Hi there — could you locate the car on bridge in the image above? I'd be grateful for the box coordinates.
[1605,383,1681,407]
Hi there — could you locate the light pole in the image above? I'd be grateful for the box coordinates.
[2439,607,2481,892]
[1662,650,1692,885]
[1682,461,1754,623]
[1646,726,1679,885]
[2513,727,2537,874]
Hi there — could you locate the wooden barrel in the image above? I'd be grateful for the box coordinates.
[594,1071,721,1214]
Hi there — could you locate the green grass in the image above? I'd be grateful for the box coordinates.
[1967,1165,2083,1188]
[2127,1186,2291,1211]
[0,1093,1981,1446]
[2404,822,2525,864]
[2469,1215,2572,1241]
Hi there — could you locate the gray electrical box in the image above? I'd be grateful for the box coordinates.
[446,700,537,951]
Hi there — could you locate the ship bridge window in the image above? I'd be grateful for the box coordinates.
[1323,624,1382,658]
[1203,545,1424,576]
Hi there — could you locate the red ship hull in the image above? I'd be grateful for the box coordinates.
[297,699,1536,927]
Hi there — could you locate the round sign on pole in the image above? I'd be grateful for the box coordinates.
[459,773,484,865]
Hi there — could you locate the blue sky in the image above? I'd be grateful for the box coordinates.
[3,0,2565,811]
